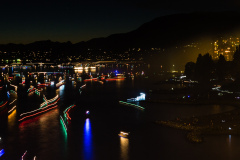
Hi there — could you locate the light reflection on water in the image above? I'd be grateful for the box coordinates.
[3,70,240,159]
[120,137,129,160]
[8,109,17,129]
[83,118,94,160]
[57,85,65,99]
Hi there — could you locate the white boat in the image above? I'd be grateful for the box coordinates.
[115,74,126,79]
[118,131,129,138]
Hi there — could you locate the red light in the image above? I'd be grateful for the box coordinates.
[0,101,8,108]
[19,105,58,122]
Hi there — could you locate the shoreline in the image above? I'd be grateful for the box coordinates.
[145,99,240,106]
[152,99,240,143]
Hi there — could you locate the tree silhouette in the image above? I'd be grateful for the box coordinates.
[232,45,240,81]
[184,62,195,79]
[216,54,226,82]
[194,53,214,83]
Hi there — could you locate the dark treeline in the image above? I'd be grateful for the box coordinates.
[185,46,240,92]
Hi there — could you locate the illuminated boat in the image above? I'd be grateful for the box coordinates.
[114,74,126,79]
[18,95,60,122]
[118,131,129,138]
[105,74,126,81]
[86,110,90,118]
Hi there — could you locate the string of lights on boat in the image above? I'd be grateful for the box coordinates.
[19,94,60,122]
[0,101,8,108]
[10,84,18,91]
[79,84,86,94]
[56,80,65,88]
[40,95,59,108]
[119,93,146,110]
[63,105,76,121]
[9,99,17,105]
[60,115,68,133]
[21,150,27,160]
[8,105,16,114]
[10,90,17,95]
[119,101,145,110]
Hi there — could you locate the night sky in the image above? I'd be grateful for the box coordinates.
[0,0,239,44]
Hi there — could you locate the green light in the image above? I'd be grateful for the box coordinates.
[60,116,68,137]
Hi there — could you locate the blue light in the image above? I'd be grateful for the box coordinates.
[83,118,94,160]
[0,149,5,157]
[188,95,190,98]
[7,91,10,99]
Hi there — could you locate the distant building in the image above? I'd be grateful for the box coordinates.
[213,37,240,61]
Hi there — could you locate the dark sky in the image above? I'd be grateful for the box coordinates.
[0,0,238,44]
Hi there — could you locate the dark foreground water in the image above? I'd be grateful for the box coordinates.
[1,78,240,160]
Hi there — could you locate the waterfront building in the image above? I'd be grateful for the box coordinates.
[213,37,240,61]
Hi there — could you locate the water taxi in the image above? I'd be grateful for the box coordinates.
[86,110,90,118]
[118,131,129,138]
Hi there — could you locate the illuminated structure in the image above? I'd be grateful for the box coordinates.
[213,37,240,61]
[127,93,146,102]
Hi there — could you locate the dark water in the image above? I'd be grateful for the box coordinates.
[1,69,240,159]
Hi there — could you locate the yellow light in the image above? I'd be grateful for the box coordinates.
[8,109,17,126]
[120,137,129,160]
